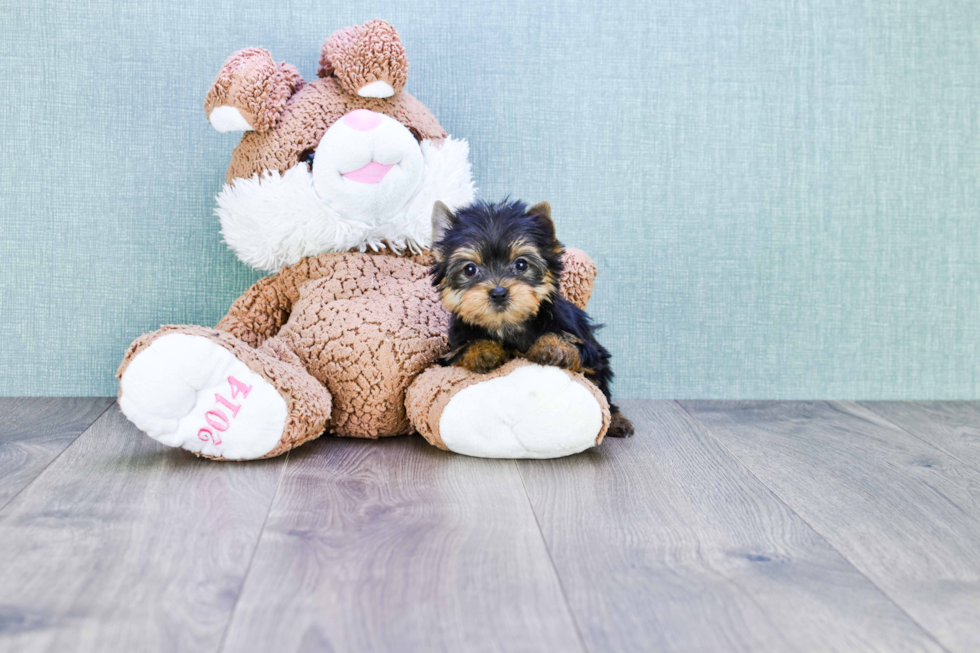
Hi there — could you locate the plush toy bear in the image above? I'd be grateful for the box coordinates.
[117,20,611,460]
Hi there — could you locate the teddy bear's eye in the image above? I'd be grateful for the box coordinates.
[299,148,316,170]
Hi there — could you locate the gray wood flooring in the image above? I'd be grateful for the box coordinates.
[1,399,978,652]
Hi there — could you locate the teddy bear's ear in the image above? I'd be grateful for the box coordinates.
[317,19,408,99]
[205,47,305,133]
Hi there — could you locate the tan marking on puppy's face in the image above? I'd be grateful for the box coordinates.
[508,242,555,300]
[499,278,544,325]
[534,273,556,302]
[454,280,505,329]
[508,240,539,261]
[449,247,482,266]
[437,236,559,330]
[448,277,544,331]
[440,286,465,314]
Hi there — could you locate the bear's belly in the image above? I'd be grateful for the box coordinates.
[278,276,450,438]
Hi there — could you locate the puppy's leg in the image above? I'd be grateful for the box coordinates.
[523,333,585,373]
[455,340,511,374]
[606,408,635,438]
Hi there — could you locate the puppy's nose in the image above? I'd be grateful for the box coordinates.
[489,286,509,301]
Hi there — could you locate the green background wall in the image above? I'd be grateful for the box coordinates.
[1,0,978,398]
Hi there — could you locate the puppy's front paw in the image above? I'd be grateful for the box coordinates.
[524,334,583,372]
[455,340,511,374]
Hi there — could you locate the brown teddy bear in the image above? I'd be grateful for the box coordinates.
[117,20,611,460]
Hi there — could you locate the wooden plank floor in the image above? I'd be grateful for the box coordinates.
[0,398,113,510]
[1,400,978,652]
[680,401,980,653]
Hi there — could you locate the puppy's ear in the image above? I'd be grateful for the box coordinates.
[526,201,556,243]
[431,201,456,251]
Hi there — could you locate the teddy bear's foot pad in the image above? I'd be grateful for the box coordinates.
[439,364,604,458]
[119,334,287,460]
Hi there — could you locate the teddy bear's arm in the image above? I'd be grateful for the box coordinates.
[215,256,335,347]
[560,248,598,310]
[216,252,430,348]
[215,273,294,348]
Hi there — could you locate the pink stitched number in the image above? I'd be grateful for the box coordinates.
[198,428,222,445]
[205,409,230,432]
[228,376,252,399]
[199,377,252,447]
[214,393,241,418]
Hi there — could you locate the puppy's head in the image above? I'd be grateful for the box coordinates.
[430,199,563,331]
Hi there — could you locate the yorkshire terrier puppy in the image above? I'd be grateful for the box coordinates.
[430,199,635,438]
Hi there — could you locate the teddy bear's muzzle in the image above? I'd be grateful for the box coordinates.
[311,109,425,223]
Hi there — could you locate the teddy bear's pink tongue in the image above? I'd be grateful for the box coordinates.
[342,161,393,184]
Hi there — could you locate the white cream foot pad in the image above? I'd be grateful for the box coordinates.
[119,334,287,460]
[438,364,604,459]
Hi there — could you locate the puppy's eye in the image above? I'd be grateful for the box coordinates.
[299,148,316,170]
[463,263,478,277]
[514,258,528,272]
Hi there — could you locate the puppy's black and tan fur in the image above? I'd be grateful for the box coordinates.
[430,199,634,438]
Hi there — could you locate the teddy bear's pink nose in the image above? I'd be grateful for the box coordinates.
[343,109,382,132]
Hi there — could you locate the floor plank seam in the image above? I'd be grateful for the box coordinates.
[512,460,590,653]
[856,402,980,477]
[0,399,115,515]
[673,400,956,653]
[215,449,292,653]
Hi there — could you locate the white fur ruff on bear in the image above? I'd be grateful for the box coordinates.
[216,136,474,272]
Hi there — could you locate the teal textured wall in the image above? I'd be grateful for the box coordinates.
[1,0,978,398]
